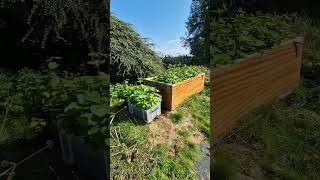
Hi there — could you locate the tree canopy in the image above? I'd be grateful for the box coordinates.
[110,16,163,82]
[0,0,108,72]
[183,0,210,65]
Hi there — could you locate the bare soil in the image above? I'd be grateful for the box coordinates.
[147,109,204,148]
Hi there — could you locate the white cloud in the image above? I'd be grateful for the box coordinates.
[167,39,180,45]
[156,39,190,56]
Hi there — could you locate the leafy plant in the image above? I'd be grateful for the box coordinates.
[49,62,110,149]
[111,83,162,110]
[210,8,295,67]
[128,85,161,110]
[153,64,204,84]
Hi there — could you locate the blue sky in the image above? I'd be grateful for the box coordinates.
[111,0,192,56]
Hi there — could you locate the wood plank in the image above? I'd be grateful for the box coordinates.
[144,74,205,110]
[211,37,304,144]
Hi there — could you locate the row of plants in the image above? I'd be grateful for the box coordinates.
[0,60,109,150]
[152,64,205,84]
[210,8,296,67]
[111,83,162,110]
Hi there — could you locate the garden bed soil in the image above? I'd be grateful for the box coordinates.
[144,73,205,110]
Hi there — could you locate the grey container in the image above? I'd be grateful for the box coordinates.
[128,101,161,123]
[59,131,109,180]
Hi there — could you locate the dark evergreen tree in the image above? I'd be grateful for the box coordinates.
[0,0,109,72]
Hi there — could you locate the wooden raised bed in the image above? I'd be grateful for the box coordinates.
[144,73,205,110]
[210,36,304,144]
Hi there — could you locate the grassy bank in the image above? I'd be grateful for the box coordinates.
[110,79,210,179]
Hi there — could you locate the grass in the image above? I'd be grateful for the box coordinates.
[184,87,210,139]
[110,113,201,179]
[110,88,210,179]
[170,109,185,123]
[213,101,320,180]
[211,151,239,180]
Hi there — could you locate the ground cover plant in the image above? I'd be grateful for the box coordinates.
[210,8,296,67]
[0,59,110,179]
[128,85,162,110]
[0,61,110,148]
[152,64,204,84]
[110,83,161,110]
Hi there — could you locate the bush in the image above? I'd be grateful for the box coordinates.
[153,64,204,84]
[210,9,295,67]
[287,14,320,80]
[0,65,110,149]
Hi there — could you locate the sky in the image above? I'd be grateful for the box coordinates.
[111,0,192,56]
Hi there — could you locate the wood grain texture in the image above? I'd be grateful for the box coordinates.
[144,73,205,110]
[211,37,304,144]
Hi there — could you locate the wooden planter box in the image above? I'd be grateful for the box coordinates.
[144,73,205,110]
[210,36,304,144]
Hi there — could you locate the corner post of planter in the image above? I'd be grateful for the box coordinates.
[293,36,305,88]
[169,84,173,111]
[293,36,304,67]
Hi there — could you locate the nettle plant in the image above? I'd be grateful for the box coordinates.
[46,59,110,150]
[110,82,132,109]
[128,85,162,110]
[210,8,295,67]
[153,64,204,84]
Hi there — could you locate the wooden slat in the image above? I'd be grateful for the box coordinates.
[171,74,205,109]
[211,37,304,144]
[144,74,205,110]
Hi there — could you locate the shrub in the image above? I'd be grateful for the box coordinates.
[128,85,162,110]
[111,83,162,110]
[210,9,295,67]
[287,13,320,80]
[153,64,204,84]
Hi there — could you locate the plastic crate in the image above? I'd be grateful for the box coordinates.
[128,101,161,123]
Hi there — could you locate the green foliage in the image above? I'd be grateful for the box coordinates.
[184,0,211,65]
[170,109,185,123]
[111,83,162,110]
[184,94,210,139]
[231,103,320,180]
[128,85,162,110]
[0,60,110,149]
[211,151,239,180]
[111,16,163,81]
[52,70,110,149]
[287,14,320,80]
[0,0,108,70]
[149,143,199,179]
[287,81,320,114]
[210,9,295,67]
[153,64,204,84]
[117,122,147,146]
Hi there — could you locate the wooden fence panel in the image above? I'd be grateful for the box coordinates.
[210,37,304,144]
